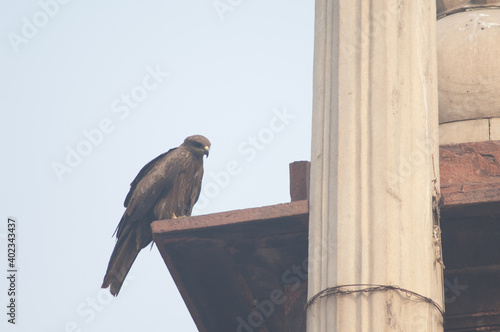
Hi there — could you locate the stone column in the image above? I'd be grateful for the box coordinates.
[307,0,444,331]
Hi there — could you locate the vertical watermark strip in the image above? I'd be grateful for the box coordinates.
[6,217,17,324]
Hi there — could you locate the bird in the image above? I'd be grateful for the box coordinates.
[101,135,210,296]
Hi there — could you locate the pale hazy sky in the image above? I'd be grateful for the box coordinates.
[0,1,314,331]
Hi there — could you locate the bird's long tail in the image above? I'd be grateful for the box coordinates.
[101,228,140,296]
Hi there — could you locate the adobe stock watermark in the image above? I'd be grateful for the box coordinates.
[235,240,335,331]
[213,0,244,21]
[51,65,169,182]
[385,131,439,202]
[236,257,308,332]
[192,106,296,214]
[338,1,405,60]
[7,0,74,53]
[63,274,135,332]
[444,276,467,304]
[414,276,468,328]
[338,2,442,61]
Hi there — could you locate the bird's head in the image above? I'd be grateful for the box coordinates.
[183,135,211,157]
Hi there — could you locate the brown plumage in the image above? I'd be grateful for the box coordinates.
[101,135,210,296]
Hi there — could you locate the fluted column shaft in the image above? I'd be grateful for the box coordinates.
[307,0,444,331]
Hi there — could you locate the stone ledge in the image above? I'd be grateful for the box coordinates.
[439,117,500,145]
[440,119,489,145]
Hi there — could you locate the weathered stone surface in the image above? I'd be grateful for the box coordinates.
[308,0,443,331]
[440,141,500,212]
[437,10,500,123]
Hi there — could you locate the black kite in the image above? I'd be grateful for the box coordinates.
[101,135,210,296]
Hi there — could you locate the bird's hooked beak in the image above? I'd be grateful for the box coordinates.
[204,146,210,157]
